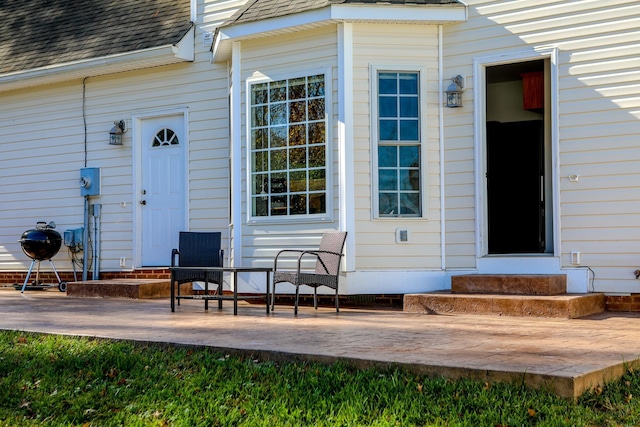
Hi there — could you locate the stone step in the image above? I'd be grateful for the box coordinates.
[451,274,566,295]
[67,279,176,299]
[403,292,605,319]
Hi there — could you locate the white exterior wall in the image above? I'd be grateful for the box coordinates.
[443,0,640,293]
[0,0,244,273]
[352,23,442,271]
[238,26,341,273]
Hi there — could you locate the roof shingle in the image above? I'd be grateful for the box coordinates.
[0,0,192,75]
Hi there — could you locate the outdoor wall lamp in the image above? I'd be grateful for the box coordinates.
[445,75,465,108]
[109,120,127,145]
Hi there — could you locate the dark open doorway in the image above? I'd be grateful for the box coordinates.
[485,60,550,254]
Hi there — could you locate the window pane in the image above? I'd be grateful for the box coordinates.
[271,195,287,215]
[309,169,325,191]
[308,75,324,97]
[379,170,397,191]
[379,193,398,215]
[270,149,286,171]
[379,120,398,141]
[399,73,418,94]
[270,173,287,193]
[251,83,268,105]
[309,145,325,168]
[269,80,286,102]
[309,194,326,214]
[399,120,419,141]
[253,151,268,172]
[289,147,306,169]
[252,174,268,194]
[309,122,325,144]
[289,100,306,123]
[270,126,287,148]
[253,196,268,216]
[379,97,397,118]
[289,124,306,146]
[399,145,419,167]
[400,193,420,215]
[289,171,307,192]
[251,106,267,127]
[400,97,418,118]
[378,146,397,168]
[290,194,307,215]
[252,129,267,150]
[400,170,420,191]
[270,103,286,125]
[308,98,325,121]
[289,77,306,100]
[379,73,397,94]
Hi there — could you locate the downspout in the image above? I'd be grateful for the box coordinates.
[230,42,242,267]
[438,25,446,271]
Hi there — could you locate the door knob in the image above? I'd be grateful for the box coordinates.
[140,200,147,205]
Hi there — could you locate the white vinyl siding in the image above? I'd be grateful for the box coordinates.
[239,26,340,268]
[0,1,239,272]
[443,0,640,291]
[353,23,442,271]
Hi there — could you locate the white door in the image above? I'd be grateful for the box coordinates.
[140,115,186,266]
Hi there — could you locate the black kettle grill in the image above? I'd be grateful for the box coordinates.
[17,222,67,292]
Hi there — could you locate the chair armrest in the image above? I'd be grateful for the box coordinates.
[274,249,305,270]
[296,250,344,274]
[171,249,179,267]
[218,249,224,267]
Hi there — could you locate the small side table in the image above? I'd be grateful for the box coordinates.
[170,266,272,315]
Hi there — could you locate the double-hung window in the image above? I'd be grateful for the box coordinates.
[375,70,422,218]
[249,73,328,219]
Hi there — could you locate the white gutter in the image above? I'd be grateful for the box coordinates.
[439,24,446,271]
[0,27,195,93]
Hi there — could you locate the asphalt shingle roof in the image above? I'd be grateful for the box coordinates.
[0,0,192,75]
[227,0,462,26]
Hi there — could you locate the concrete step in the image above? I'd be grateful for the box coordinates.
[404,292,605,319]
[451,274,566,295]
[67,279,175,299]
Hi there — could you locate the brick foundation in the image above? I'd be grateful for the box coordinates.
[605,295,640,312]
[0,270,402,308]
[0,269,170,285]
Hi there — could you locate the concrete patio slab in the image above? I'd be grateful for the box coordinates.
[1,288,640,399]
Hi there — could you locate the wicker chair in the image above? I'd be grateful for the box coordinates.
[272,231,347,315]
[171,232,224,305]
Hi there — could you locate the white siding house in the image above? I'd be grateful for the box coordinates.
[2,0,640,308]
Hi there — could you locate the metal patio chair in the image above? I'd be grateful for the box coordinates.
[272,231,347,315]
[171,232,224,304]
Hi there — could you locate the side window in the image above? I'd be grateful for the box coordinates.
[249,74,327,219]
[376,71,421,217]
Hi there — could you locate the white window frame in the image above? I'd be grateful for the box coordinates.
[370,64,428,220]
[246,67,333,224]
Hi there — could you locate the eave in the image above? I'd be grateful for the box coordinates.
[212,3,467,62]
[0,26,194,94]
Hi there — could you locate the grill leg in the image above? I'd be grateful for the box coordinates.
[20,260,37,293]
[49,259,63,284]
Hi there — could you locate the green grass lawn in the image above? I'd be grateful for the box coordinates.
[0,330,639,426]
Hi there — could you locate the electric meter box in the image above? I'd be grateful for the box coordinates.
[80,167,100,196]
[64,227,84,248]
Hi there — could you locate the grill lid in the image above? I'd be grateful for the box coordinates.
[19,222,62,261]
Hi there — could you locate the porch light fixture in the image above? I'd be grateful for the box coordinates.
[109,120,127,145]
[445,75,465,108]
